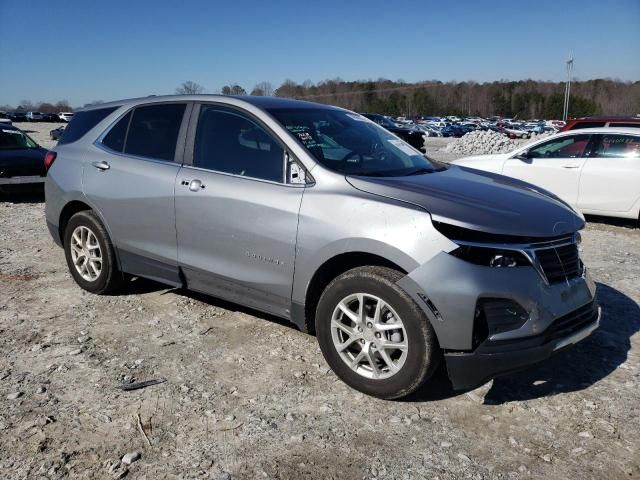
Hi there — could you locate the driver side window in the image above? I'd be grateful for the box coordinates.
[194,106,285,183]
[528,135,591,159]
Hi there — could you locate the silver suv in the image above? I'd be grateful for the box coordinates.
[45,95,600,399]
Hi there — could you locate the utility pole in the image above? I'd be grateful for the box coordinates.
[563,57,574,121]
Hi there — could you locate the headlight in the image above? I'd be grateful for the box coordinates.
[450,245,530,268]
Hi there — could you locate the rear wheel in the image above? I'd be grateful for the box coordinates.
[316,266,439,399]
[63,210,124,294]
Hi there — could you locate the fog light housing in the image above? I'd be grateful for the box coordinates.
[478,299,529,337]
[489,254,519,268]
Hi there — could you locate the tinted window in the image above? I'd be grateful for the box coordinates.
[194,106,284,182]
[609,123,640,129]
[568,121,605,130]
[59,107,118,145]
[593,135,640,158]
[528,134,591,159]
[125,104,186,161]
[101,111,132,152]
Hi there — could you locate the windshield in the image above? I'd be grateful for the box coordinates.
[0,128,38,150]
[268,108,445,177]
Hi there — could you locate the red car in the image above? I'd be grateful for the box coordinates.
[560,116,640,132]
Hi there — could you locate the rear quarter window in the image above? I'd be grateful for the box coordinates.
[58,107,118,145]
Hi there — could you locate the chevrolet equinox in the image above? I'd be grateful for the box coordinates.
[45,95,600,399]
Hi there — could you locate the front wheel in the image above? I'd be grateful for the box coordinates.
[316,266,440,399]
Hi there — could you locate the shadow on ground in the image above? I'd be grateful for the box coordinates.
[121,278,638,404]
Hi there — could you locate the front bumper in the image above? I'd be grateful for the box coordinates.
[445,302,600,390]
[397,250,599,390]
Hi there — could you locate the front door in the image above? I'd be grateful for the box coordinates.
[175,104,304,318]
[502,134,593,206]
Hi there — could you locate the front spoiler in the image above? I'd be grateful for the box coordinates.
[445,306,601,391]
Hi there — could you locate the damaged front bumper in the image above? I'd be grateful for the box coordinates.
[397,250,599,391]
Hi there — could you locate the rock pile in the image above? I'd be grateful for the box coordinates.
[439,130,553,156]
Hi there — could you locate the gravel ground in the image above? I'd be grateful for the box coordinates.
[0,124,639,479]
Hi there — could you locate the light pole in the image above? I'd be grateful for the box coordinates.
[563,58,574,121]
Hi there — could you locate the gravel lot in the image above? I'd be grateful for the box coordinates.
[1,123,639,479]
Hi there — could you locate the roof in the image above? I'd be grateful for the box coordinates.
[78,94,340,113]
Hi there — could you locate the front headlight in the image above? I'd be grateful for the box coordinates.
[449,245,530,268]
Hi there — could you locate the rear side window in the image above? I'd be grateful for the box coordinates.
[592,135,640,158]
[58,107,118,145]
[124,104,186,161]
[568,121,605,130]
[101,111,132,153]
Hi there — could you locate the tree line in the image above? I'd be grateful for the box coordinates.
[206,78,640,119]
[5,78,637,119]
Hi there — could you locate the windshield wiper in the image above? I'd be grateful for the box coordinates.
[404,167,433,176]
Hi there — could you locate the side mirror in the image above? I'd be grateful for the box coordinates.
[514,151,531,161]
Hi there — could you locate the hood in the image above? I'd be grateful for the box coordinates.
[451,153,510,174]
[346,165,584,238]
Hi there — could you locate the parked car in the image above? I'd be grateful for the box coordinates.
[560,116,640,132]
[360,113,425,150]
[58,112,74,122]
[26,112,45,122]
[0,125,48,187]
[50,126,65,141]
[503,126,530,139]
[452,128,640,221]
[45,95,599,399]
[42,113,60,122]
[0,112,12,125]
[7,111,27,122]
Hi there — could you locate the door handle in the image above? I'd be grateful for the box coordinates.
[561,164,580,169]
[92,161,110,171]
[188,179,205,192]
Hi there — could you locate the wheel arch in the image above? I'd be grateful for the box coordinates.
[298,251,409,335]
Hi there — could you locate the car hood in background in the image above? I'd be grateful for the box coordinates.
[346,165,584,238]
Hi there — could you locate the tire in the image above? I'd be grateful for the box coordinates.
[316,266,440,399]
[63,210,124,294]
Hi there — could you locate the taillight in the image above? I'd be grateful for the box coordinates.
[44,151,57,173]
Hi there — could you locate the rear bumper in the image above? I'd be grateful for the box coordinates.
[444,303,600,390]
[0,175,45,185]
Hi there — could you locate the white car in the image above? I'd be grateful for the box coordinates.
[58,112,74,122]
[452,128,640,221]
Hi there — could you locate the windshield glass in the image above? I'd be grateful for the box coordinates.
[0,128,38,150]
[268,108,445,177]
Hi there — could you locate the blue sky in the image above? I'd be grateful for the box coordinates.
[1,0,638,107]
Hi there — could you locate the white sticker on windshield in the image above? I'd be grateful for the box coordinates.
[387,139,420,156]
[2,129,21,134]
[346,113,368,122]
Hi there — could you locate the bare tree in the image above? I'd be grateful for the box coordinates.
[251,81,274,96]
[176,81,205,95]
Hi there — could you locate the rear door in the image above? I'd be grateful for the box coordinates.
[174,103,305,317]
[84,102,191,284]
[578,133,640,214]
[502,134,593,206]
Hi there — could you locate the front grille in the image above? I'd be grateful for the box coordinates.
[535,242,582,284]
[545,301,598,342]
